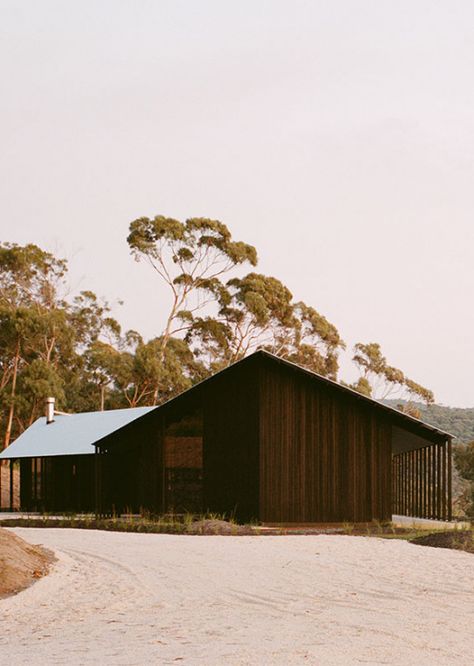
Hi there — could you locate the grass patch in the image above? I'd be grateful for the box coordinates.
[1,515,470,545]
[0,514,258,536]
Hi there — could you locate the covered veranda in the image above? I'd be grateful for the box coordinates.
[391,424,452,521]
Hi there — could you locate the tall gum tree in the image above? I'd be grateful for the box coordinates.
[0,244,124,445]
[127,216,257,368]
[85,333,205,407]
[0,243,69,448]
[186,272,345,378]
[351,342,435,410]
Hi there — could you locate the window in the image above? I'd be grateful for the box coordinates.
[164,410,203,514]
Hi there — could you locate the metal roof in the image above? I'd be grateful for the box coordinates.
[0,352,452,461]
[0,406,155,459]
[98,350,453,449]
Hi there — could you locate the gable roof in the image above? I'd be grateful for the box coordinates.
[96,350,453,447]
[0,406,155,460]
[0,351,452,461]
[257,351,453,441]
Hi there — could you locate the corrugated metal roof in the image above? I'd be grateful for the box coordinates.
[0,406,155,459]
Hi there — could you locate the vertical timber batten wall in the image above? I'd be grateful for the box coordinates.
[93,352,452,524]
[96,357,260,519]
[203,358,260,521]
[19,455,95,512]
[258,358,392,523]
[97,414,165,516]
[392,439,452,520]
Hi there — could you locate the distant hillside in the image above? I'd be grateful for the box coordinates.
[385,401,474,443]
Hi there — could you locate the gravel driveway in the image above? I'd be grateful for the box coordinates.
[1,528,474,665]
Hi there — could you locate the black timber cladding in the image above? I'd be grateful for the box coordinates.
[95,350,452,522]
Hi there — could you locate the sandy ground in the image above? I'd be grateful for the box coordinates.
[1,529,474,665]
[0,528,52,598]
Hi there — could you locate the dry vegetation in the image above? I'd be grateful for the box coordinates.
[411,530,474,553]
[0,514,258,536]
[0,514,472,553]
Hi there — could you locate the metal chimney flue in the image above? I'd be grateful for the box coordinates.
[46,397,55,424]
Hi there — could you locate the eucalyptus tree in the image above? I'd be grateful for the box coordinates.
[351,342,434,406]
[86,334,205,408]
[127,216,257,365]
[0,243,71,447]
[186,272,294,368]
[71,291,122,411]
[186,272,345,379]
[0,243,124,442]
[272,301,345,379]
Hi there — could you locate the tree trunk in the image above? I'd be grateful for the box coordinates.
[3,339,20,450]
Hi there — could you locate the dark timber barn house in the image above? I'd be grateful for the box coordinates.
[94,350,453,523]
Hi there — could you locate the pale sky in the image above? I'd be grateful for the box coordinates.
[1,1,473,407]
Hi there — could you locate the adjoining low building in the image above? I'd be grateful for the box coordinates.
[0,406,153,512]
[0,350,453,523]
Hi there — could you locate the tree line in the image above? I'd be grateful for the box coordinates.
[1,215,435,449]
[385,401,474,444]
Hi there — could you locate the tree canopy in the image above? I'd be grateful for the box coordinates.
[126,216,346,383]
[350,342,434,413]
[0,220,441,457]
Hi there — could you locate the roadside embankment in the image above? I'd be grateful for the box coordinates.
[0,527,53,598]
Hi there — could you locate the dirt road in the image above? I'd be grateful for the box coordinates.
[1,528,473,665]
